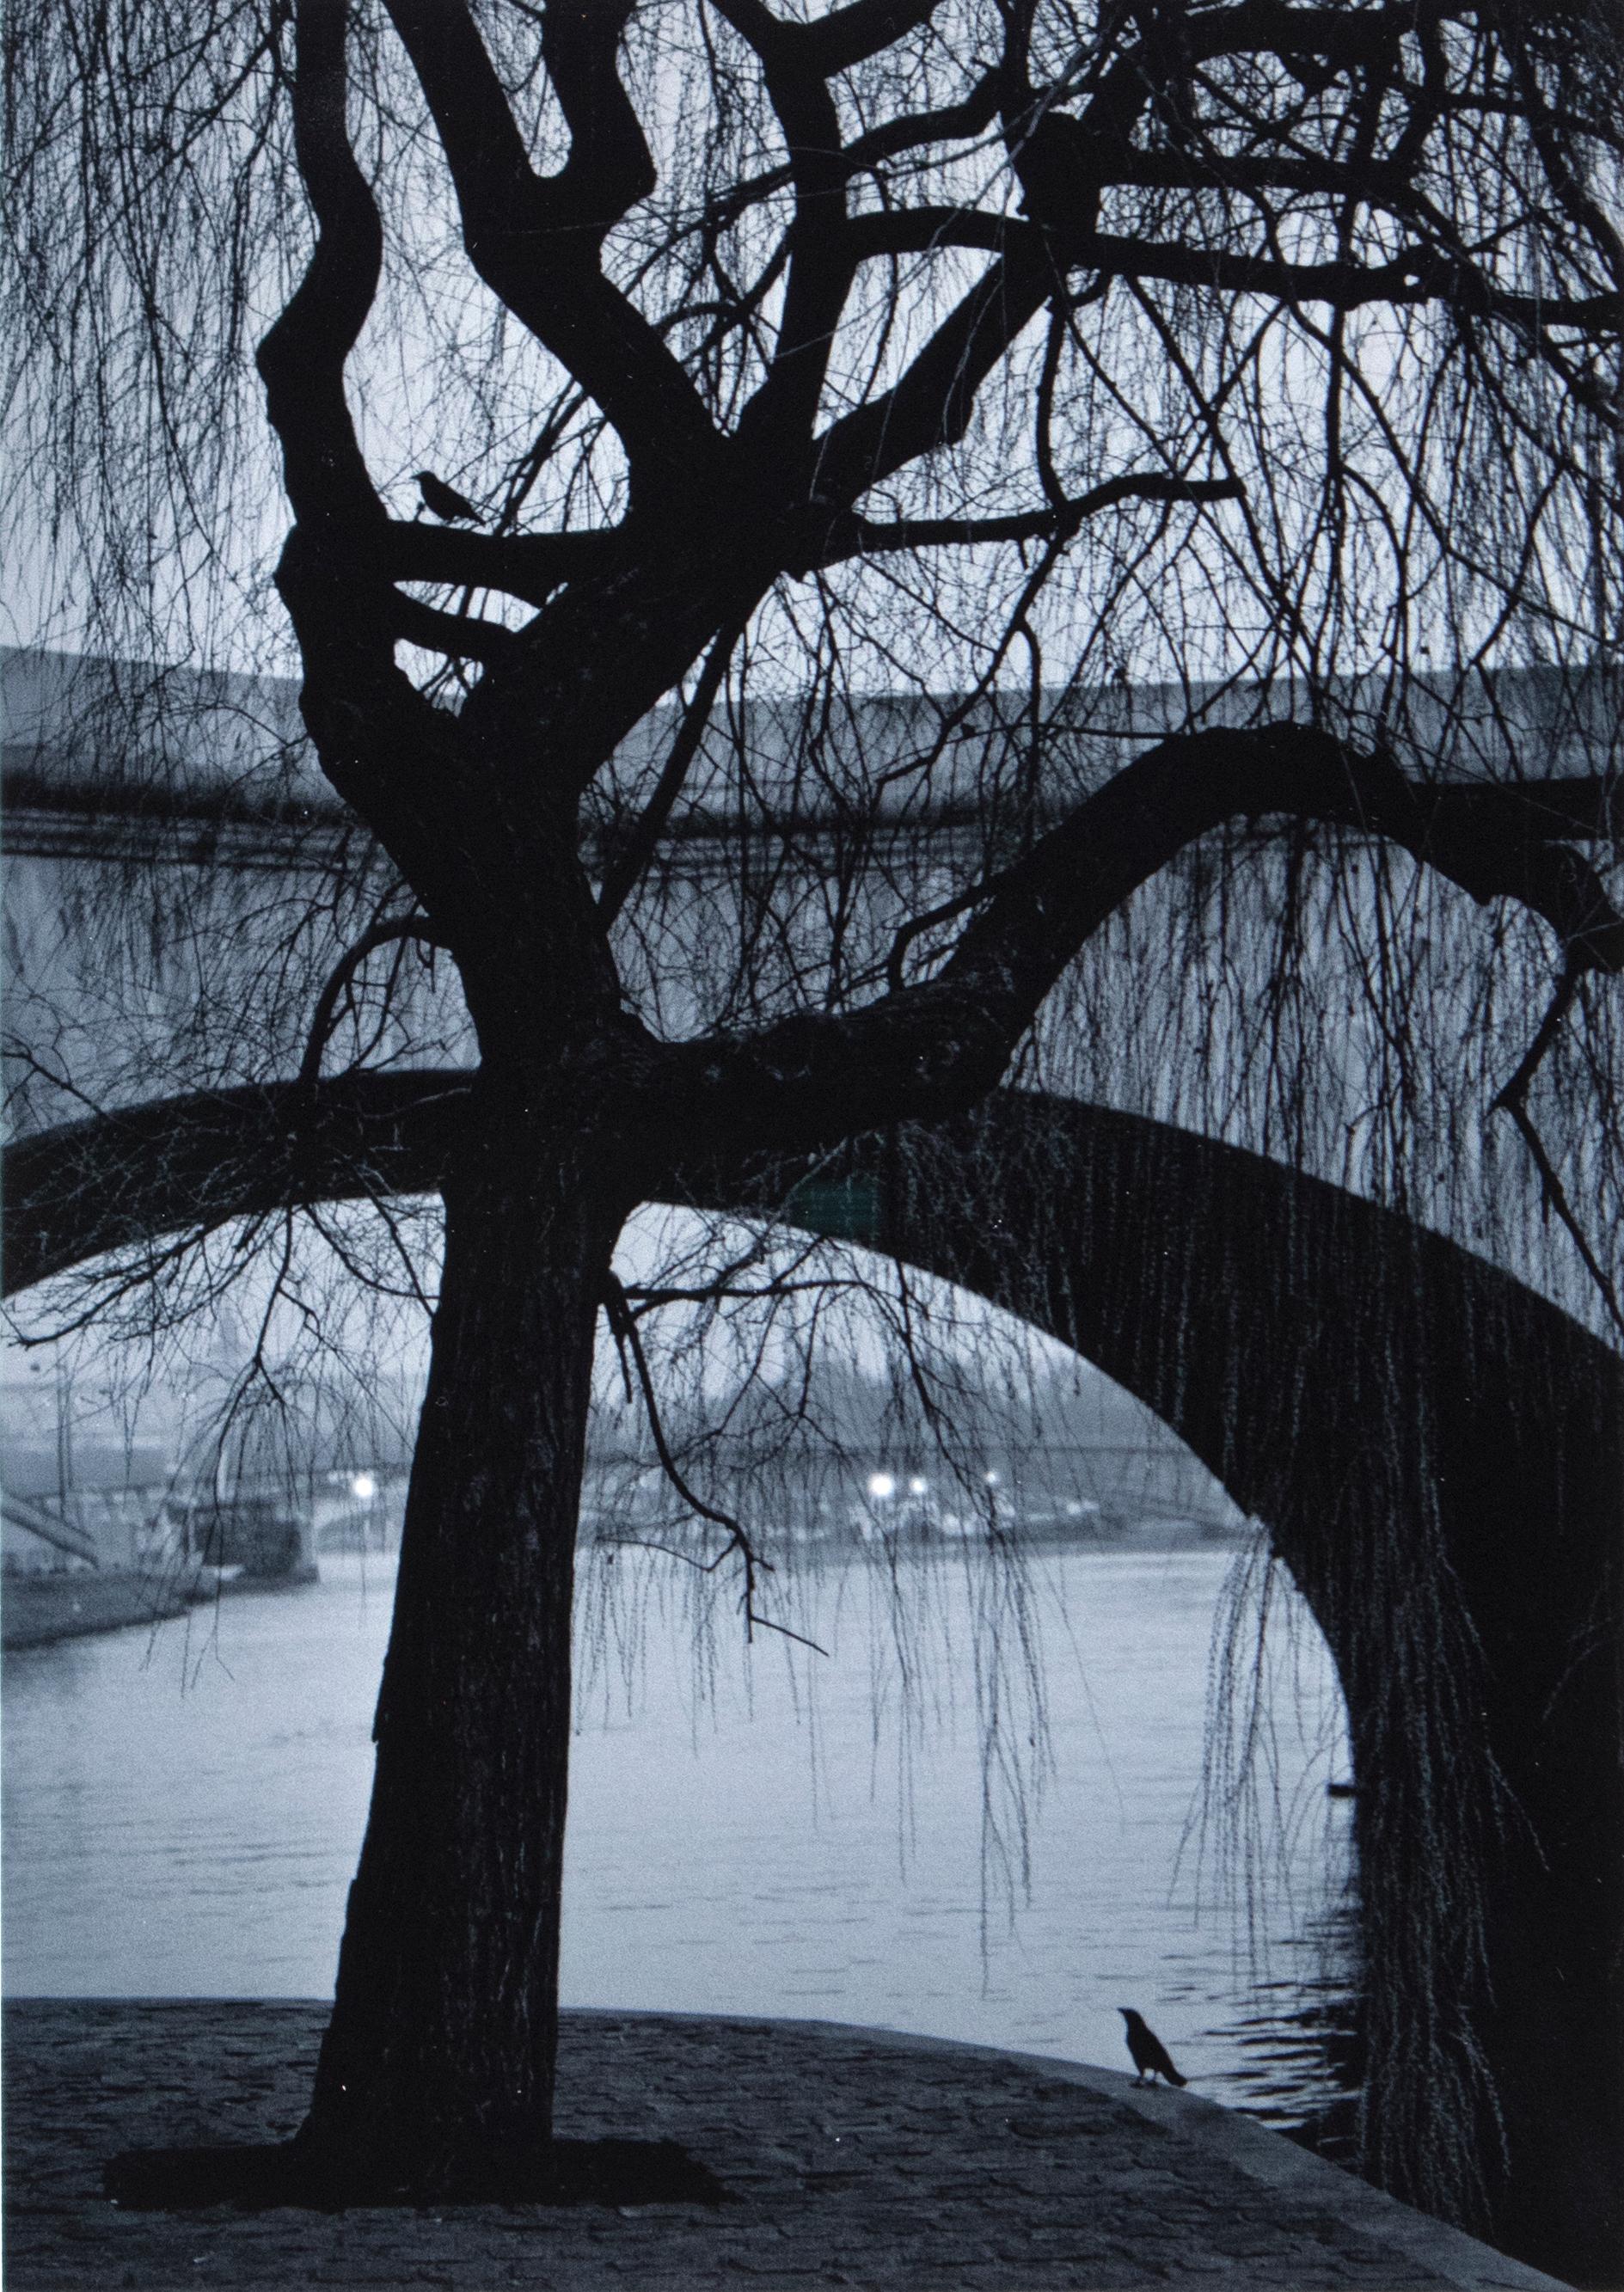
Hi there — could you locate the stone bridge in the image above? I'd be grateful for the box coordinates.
[6,1073,1620,2283]
[699,1091,1624,2289]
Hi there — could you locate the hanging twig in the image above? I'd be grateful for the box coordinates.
[1491,962,1624,1340]
[599,1272,827,1652]
[297,914,450,1088]
[596,616,746,928]
[1490,963,1581,1121]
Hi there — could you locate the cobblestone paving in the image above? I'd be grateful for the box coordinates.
[1,2003,1554,2290]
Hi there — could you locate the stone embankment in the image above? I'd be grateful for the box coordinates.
[1,1572,198,1649]
[3,2001,1572,2290]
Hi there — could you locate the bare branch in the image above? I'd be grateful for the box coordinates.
[644,728,1624,1164]
[815,242,1055,504]
[701,68,1000,231]
[297,916,451,1088]
[383,521,622,608]
[387,592,519,665]
[1487,965,1624,1339]
[792,0,943,77]
[597,616,745,925]
[820,472,1244,562]
[710,0,859,455]
[254,0,386,545]
[848,205,1621,330]
[381,0,722,496]
[601,1269,828,1649]
[3,1070,472,1298]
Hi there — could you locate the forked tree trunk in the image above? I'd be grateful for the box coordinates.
[296,1114,628,2198]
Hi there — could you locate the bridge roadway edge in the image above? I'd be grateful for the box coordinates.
[2,2000,1572,2289]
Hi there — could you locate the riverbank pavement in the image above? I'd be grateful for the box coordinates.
[2,2001,1574,2290]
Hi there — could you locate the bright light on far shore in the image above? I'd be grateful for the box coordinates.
[867,1473,895,1499]
[984,1469,999,1486]
[351,1472,377,1502]
[909,1476,928,1496]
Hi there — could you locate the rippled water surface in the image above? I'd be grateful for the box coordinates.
[3,1539,1353,2120]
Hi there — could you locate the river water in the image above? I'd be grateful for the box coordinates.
[2,1536,1355,2126]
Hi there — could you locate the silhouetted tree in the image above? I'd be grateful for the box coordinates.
[5,0,1621,2246]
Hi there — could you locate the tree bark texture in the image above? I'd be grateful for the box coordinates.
[295,1114,627,2197]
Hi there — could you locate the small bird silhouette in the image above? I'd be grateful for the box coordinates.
[1118,2008,1186,2087]
[414,469,482,524]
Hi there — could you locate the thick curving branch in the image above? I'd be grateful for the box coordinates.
[254,0,487,937]
[815,241,1056,505]
[254,0,387,544]
[382,0,721,498]
[2,1070,473,1299]
[9,737,1620,1295]
[712,0,856,457]
[382,522,622,609]
[785,0,943,77]
[387,591,518,665]
[637,727,1624,1165]
[932,726,1624,997]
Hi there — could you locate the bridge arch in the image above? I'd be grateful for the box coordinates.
[699,1090,1623,2287]
[6,1070,1618,2279]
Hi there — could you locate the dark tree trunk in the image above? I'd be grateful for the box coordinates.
[294,1111,627,2198]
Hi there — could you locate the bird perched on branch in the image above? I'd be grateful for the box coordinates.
[1118,2008,1186,2087]
[414,469,482,524]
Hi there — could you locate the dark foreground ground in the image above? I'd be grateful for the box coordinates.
[3,2001,1570,2291]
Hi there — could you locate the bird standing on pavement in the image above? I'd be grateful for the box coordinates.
[1118,2008,1186,2086]
[414,469,482,524]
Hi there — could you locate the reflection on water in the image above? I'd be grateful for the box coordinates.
[2,1540,1354,2125]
